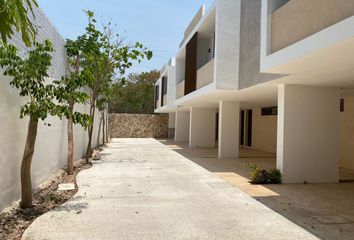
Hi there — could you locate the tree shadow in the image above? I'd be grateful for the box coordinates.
[54,202,89,213]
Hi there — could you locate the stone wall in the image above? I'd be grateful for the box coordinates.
[109,114,168,138]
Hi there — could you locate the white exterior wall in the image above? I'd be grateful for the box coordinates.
[197,33,215,69]
[155,78,162,109]
[340,96,354,171]
[155,58,176,112]
[168,113,176,129]
[252,108,277,153]
[175,111,190,142]
[218,102,239,158]
[214,0,241,90]
[189,108,216,148]
[9,7,68,79]
[175,58,185,85]
[277,85,340,183]
[167,59,176,107]
[0,8,102,210]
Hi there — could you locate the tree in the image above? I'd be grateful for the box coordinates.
[0,0,38,46]
[0,40,55,208]
[77,11,152,162]
[96,85,112,146]
[109,70,159,114]
[0,40,87,208]
[53,39,91,175]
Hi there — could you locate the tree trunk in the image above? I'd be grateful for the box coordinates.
[97,114,102,147]
[85,104,95,163]
[106,105,109,143]
[102,111,105,145]
[67,101,74,175]
[68,55,80,171]
[20,118,38,209]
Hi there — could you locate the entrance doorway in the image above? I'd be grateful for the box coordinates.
[240,109,252,147]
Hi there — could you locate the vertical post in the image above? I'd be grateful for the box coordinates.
[189,107,216,148]
[218,101,240,158]
[277,85,340,183]
[175,111,190,143]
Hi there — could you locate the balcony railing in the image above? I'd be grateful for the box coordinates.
[176,80,185,99]
[271,0,354,53]
[197,58,214,89]
[155,99,160,110]
[163,94,167,106]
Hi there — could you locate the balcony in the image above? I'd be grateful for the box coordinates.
[155,99,160,110]
[163,94,167,107]
[175,58,214,100]
[271,0,354,53]
[176,80,185,99]
[197,58,214,89]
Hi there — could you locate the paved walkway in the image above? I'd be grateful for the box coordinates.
[23,139,318,240]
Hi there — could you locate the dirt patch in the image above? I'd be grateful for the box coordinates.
[0,159,92,240]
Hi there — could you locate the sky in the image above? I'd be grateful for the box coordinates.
[37,0,214,74]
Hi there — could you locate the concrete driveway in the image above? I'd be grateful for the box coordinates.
[23,138,318,240]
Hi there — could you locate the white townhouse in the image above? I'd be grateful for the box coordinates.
[155,0,354,184]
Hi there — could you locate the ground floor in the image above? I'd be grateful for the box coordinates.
[161,140,354,240]
[23,139,318,240]
[169,85,354,183]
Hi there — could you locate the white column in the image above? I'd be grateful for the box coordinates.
[174,111,190,142]
[189,107,216,148]
[218,101,240,158]
[168,112,176,139]
[277,85,340,183]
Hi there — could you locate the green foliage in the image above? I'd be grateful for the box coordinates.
[109,70,159,114]
[76,10,153,116]
[53,73,91,128]
[96,84,112,111]
[51,34,93,128]
[0,40,59,121]
[0,40,90,126]
[267,168,282,184]
[0,0,38,46]
[248,163,282,184]
[48,193,63,204]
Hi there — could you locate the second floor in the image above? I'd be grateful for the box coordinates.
[155,0,354,113]
[154,58,176,112]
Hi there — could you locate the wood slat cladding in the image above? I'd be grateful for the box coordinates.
[185,32,198,95]
[154,85,159,109]
[161,77,166,106]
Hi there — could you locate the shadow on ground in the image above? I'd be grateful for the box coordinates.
[160,139,354,240]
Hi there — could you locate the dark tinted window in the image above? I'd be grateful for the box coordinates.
[261,107,277,116]
[340,99,344,112]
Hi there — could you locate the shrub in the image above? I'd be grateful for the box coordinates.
[268,168,282,184]
[248,163,282,184]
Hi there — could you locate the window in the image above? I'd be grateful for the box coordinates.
[340,99,344,112]
[261,107,277,116]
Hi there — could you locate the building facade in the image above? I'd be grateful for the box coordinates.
[155,0,354,183]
